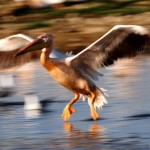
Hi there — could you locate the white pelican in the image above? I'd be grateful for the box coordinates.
[15,25,150,121]
[0,33,67,70]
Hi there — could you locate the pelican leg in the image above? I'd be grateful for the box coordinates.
[89,92,99,120]
[62,93,79,121]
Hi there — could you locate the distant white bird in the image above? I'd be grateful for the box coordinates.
[15,25,150,121]
[0,33,67,70]
[24,93,41,110]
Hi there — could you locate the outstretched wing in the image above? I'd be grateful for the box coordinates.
[0,34,34,52]
[0,34,67,70]
[0,34,37,70]
[69,25,150,80]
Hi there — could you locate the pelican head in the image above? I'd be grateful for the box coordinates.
[14,33,53,57]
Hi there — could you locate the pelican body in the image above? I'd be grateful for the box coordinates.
[15,25,150,121]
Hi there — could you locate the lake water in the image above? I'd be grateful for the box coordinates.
[0,54,150,150]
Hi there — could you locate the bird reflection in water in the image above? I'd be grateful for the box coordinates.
[24,92,42,119]
[24,109,41,118]
[15,64,42,118]
[63,122,105,149]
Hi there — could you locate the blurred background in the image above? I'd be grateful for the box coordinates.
[0,0,150,149]
[1,0,150,52]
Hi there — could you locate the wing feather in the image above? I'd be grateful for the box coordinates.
[0,34,67,70]
[0,34,34,52]
[70,25,149,80]
[0,34,40,70]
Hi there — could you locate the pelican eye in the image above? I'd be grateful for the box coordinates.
[38,35,47,42]
[42,37,47,42]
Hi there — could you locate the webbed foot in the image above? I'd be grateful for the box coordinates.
[62,106,76,121]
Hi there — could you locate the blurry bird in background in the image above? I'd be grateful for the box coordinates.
[0,34,68,98]
[0,33,67,70]
[14,25,150,121]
